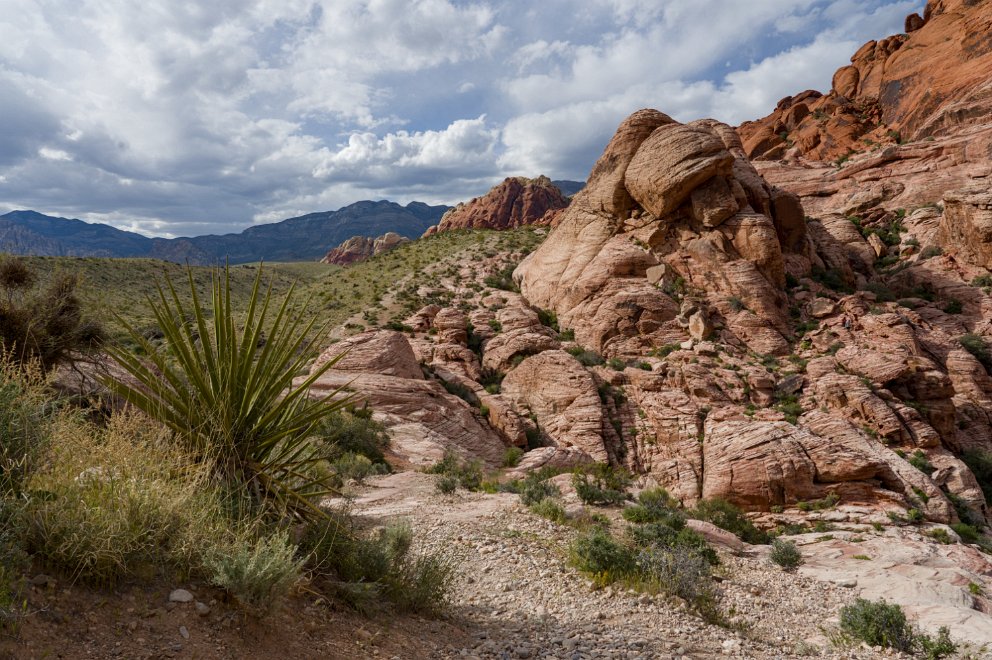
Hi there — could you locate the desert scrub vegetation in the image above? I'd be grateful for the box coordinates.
[769,539,804,570]
[0,256,104,372]
[836,598,957,658]
[572,463,631,505]
[691,498,769,545]
[570,489,722,622]
[426,450,484,492]
[103,265,350,521]
[0,264,456,618]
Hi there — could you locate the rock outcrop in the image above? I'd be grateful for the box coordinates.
[428,176,570,235]
[320,232,409,265]
[304,330,507,468]
[740,0,992,163]
[515,110,806,357]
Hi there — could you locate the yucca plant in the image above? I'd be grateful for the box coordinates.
[102,265,349,521]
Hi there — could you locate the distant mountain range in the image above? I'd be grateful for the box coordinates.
[551,180,585,197]
[0,201,449,264]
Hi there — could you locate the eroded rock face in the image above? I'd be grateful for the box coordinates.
[501,350,609,462]
[430,175,569,234]
[304,330,507,467]
[940,187,992,268]
[741,0,992,162]
[320,232,409,265]
[515,110,806,356]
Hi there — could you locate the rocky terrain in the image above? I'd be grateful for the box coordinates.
[426,176,570,236]
[321,232,410,265]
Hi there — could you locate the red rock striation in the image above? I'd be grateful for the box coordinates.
[426,175,569,235]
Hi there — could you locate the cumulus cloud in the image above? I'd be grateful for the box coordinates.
[0,0,920,236]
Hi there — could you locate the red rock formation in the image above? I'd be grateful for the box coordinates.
[429,175,569,235]
[320,231,408,265]
[740,0,992,163]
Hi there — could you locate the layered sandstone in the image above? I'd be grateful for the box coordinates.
[320,232,408,265]
[428,176,569,235]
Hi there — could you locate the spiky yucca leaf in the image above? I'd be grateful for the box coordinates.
[102,265,348,520]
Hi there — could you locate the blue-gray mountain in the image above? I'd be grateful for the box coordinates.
[0,201,449,264]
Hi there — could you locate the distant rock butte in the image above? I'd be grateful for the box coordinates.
[320,231,409,265]
[425,175,570,236]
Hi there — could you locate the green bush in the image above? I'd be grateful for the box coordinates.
[22,411,226,585]
[691,498,768,544]
[908,450,936,476]
[839,598,914,652]
[315,407,390,467]
[301,518,455,615]
[435,474,458,494]
[483,264,519,292]
[518,472,561,506]
[770,539,803,569]
[537,308,559,332]
[104,265,351,521]
[607,357,626,371]
[0,257,104,373]
[917,627,957,660]
[570,528,636,580]
[206,529,302,611]
[972,274,992,287]
[621,488,681,524]
[961,449,992,504]
[573,463,631,505]
[502,446,524,468]
[529,498,567,524]
[425,450,483,491]
[565,345,604,366]
[960,333,992,371]
[0,358,50,497]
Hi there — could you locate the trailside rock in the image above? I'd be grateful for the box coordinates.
[501,350,609,462]
[431,176,569,234]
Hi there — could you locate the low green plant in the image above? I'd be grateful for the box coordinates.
[961,448,992,504]
[839,598,914,652]
[691,498,768,544]
[518,471,561,506]
[607,357,626,371]
[566,345,605,366]
[927,528,953,545]
[972,274,992,288]
[572,463,631,505]
[770,539,803,569]
[435,474,458,494]
[908,450,935,476]
[205,528,303,611]
[301,518,455,615]
[529,498,567,524]
[502,446,524,468]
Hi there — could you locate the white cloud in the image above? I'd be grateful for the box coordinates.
[0,0,919,236]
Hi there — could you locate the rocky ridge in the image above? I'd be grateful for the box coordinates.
[425,176,570,236]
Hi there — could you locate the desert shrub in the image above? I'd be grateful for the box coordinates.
[917,627,957,659]
[634,545,716,613]
[483,264,519,292]
[569,528,636,580]
[927,528,953,544]
[22,411,223,585]
[960,333,992,372]
[566,345,604,366]
[811,267,853,294]
[435,474,458,494]
[529,498,567,524]
[205,529,302,611]
[315,406,390,467]
[607,357,626,371]
[331,452,388,484]
[502,446,524,468]
[961,449,992,504]
[0,501,28,633]
[572,463,631,505]
[839,598,915,652]
[621,488,682,525]
[691,498,768,544]
[301,518,454,615]
[104,265,351,521]
[559,328,575,341]
[920,245,943,260]
[908,450,936,476]
[426,451,483,491]
[537,308,559,332]
[0,258,104,372]
[480,367,504,394]
[942,299,963,314]
[518,472,561,506]
[770,539,803,569]
[972,274,992,287]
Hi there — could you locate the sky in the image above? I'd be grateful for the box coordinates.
[0,0,921,237]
